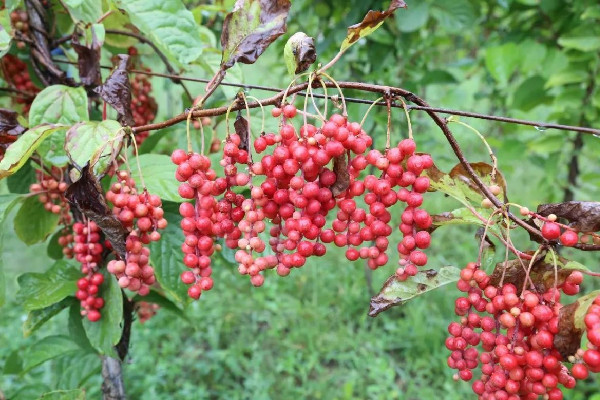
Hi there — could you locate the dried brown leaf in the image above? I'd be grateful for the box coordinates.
[93,55,135,127]
[234,113,250,153]
[331,154,350,197]
[554,302,583,359]
[65,166,128,259]
[72,28,102,88]
[0,108,26,139]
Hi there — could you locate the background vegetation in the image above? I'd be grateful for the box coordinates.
[1,0,599,399]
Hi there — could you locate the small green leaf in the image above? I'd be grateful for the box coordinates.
[23,297,75,337]
[112,0,205,65]
[3,348,23,375]
[431,0,476,30]
[17,260,81,311]
[63,0,103,23]
[545,70,588,88]
[512,76,551,111]
[369,266,460,316]
[149,201,188,304]
[0,10,13,58]
[0,194,24,306]
[23,335,81,373]
[29,85,88,126]
[36,126,71,168]
[432,207,494,228]
[65,120,123,173]
[341,0,406,52]
[485,43,520,84]
[82,273,123,356]
[395,1,429,32]
[37,389,86,400]
[130,154,179,202]
[7,160,36,194]
[0,124,66,178]
[558,36,600,52]
[14,195,61,245]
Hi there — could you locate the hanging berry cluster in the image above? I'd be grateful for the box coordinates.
[445,261,598,399]
[572,295,600,380]
[10,10,29,49]
[172,104,434,299]
[73,221,105,322]
[106,170,167,296]
[0,54,39,113]
[127,47,158,144]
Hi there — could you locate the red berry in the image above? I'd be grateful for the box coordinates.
[541,222,561,240]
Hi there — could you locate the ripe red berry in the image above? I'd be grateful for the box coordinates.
[541,222,561,240]
[559,230,578,246]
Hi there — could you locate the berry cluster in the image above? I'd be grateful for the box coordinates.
[1,54,39,113]
[105,170,166,295]
[136,301,160,324]
[73,221,105,322]
[10,10,29,49]
[541,222,580,248]
[29,170,70,216]
[128,48,157,144]
[173,104,433,298]
[447,262,589,399]
[572,295,600,379]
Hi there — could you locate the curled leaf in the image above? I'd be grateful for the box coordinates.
[369,266,460,317]
[93,55,135,127]
[341,0,407,52]
[0,108,27,137]
[331,154,350,197]
[555,290,600,358]
[234,113,250,153]
[537,201,600,232]
[284,32,316,75]
[220,0,291,70]
[72,26,102,88]
[65,166,128,260]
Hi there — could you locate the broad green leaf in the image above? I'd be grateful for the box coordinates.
[68,303,95,352]
[485,43,520,84]
[0,10,12,58]
[518,41,547,73]
[0,124,65,178]
[512,76,551,111]
[29,85,88,126]
[582,5,600,20]
[395,1,429,32]
[369,266,460,316]
[55,352,100,389]
[14,195,61,245]
[47,229,67,260]
[11,385,52,400]
[340,0,406,52]
[0,194,24,306]
[63,0,103,23]
[558,36,600,52]
[82,273,123,356]
[149,201,188,304]
[7,160,36,193]
[22,335,81,373]
[545,70,588,88]
[17,260,81,311]
[130,154,179,202]
[220,0,291,69]
[37,389,86,400]
[36,126,71,168]
[112,0,205,65]
[431,0,476,30]
[65,120,123,172]
[138,129,170,154]
[23,297,75,337]
[103,11,138,48]
[3,348,23,374]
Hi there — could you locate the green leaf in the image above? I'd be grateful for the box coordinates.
[432,207,493,228]
[7,160,36,193]
[0,124,66,178]
[574,290,600,330]
[63,0,103,23]
[14,195,61,245]
[133,289,188,321]
[512,76,551,111]
[431,0,476,30]
[112,0,205,65]
[395,1,429,32]
[17,260,81,311]
[23,297,75,337]
[29,85,88,126]
[138,129,170,154]
[23,335,81,373]
[340,0,406,52]
[36,126,71,168]
[55,352,100,389]
[149,201,188,304]
[3,348,23,374]
[130,154,179,202]
[65,120,123,172]
[11,385,51,400]
[68,303,95,352]
[37,389,86,400]
[369,266,461,316]
[545,69,588,88]
[0,10,13,58]
[47,229,67,260]
[485,43,520,84]
[0,194,24,306]
[558,36,600,52]
[82,273,123,356]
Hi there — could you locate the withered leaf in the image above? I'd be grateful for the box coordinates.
[234,112,250,153]
[448,162,507,199]
[341,0,407,52]
[284,32,316,75]
[554,302,583,359]
[537,201,600,233]
[0,108,26,139]
[220,0,291,70]
[369,266,460,317]
[72,27,102,88]
[65,166,128,260]
[93,55,135,127]
[331,154,350,197]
